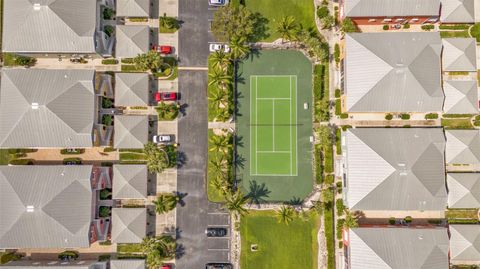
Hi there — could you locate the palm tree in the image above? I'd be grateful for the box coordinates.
[210,174,231,196]
[208,87,229,109]
[153,193,179,214]
[209,155,228,180]
[134,51,164,73]
[210,50,231,70]
[276,16,297,42]
[208,68,232,88]
[144,142,169,173]
[343,210,359,229]
[209,134,232,153]
[276,205,296,225]
[223,190,249,216]
[229,36,250,60]
[141,235,176,268]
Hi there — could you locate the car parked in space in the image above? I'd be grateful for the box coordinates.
[206,227,227,237]
[153,135,172,144]
[208,0,229,6]
[152,45,173,55]
[209,43,230,53]
[160,265,171,269]
[205,263,233,269]
[154,92,178,102]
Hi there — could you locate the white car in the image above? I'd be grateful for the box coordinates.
[153,135,172,144]
[208,0,229,6]
[209,43,230,53]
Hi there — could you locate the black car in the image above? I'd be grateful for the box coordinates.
[205,227,227,237]
[205,263,233,269]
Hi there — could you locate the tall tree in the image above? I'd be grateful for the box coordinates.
[208,68,232,88]
[343,210,359,229]
[340,18,358,33]
[153,193,179,214]
[208,87,229,109]
[144,142,169,173]
[209,134,232,153]
[229,35,250,60]
[134,51,164,73]
[141,236,176,268]
[276,205,296,225]
[210,50,231,70]
[223,190,249,216]
[276,16,298,42]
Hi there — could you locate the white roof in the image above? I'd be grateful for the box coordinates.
[450,225,480,264]
[443,80,479,114]
[442,38,477,72]
[447,173,480,208]
[446,130,480,165]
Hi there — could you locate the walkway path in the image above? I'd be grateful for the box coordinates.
[208,121,235,130]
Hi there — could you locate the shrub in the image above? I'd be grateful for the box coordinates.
[335,99,342,115]
[403,23,410,29]
[334,43,340,65]
[102,97,114,109]
[317,6,329,19]
[336,219,345,239]
[385,114,393,120]
[336,181,342,194]
[470,23,480,42]
[99,240,112,246]
[103,8,114,20]
[388,217,396,225]
[341,125,352,131]
[325,174,334,185]
[338,241,343,249]
[156,102,180,121]
[400,113,410,120]
[103,25,114,37]
[102,59,118,65]
[98,254,111,262]
[336,199,345,216]
[421,24,434,31]
[99,206,111,217]
[0,252,22,264]
[341,18,358,33]
[9,159,34,165]
[404,216,412,223]
[121,58,134,64]
[129,17,148,22]
[102,115,113,126]
[383,24,389,30]
[335,89,341,98]
[474,115,480,126]
[160,14,180,30]
[340,113,349,119]
[58,251,79,260]
[425,113,438,120]
[100,189,112,200]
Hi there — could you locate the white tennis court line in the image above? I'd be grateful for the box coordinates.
[250,75,298,177]
[294,75,298,176]
[257,151,291,153]
[272,99,275,151]
[249,76,253,176]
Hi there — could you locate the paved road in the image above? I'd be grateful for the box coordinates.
[176,1,231,268]
[178,0,215,67]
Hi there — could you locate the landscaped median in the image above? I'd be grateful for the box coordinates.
[207,130,233,202]
[441,114,476,129]
[207,53,234,122]
[240,210,319,269]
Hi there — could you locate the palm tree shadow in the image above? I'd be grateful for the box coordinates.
[246,180,271,207]
[287,196,303,206]
[234,153,246,169]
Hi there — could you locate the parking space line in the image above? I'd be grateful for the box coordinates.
[207,212,229,215]
[207,248,230,251]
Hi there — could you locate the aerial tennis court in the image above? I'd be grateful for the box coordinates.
[250,75,297,176]
[236,50,313,202]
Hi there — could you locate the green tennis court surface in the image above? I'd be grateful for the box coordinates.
[236,50,313,202]
[250,75,297,176]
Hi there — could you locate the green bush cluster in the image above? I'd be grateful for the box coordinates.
[385,114,393,120]
[403,23,410,29]
[383,24,389,30]
[425,113,438,120]
[102,59,118,65]
[400,113,410,120]
[421,24,435,31]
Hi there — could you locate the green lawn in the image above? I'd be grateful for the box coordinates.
[119,152,147,164]
[440,31,470,38]
[244,0,315,42]
[240,210,318,269]
[441,118,474,129]
[470,23,480,42]
[117,243,143,253]
[0,149,10,165]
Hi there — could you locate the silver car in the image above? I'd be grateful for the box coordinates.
[208,0,229,6]
[152,135,172,144]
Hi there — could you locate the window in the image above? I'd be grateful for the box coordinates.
[411,18,419,22]
[368,18,376,22]
[383,18,392,22]
[396,18,405,22]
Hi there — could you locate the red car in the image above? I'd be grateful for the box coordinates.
[152,45,173,54]
[161,265,171,269]
[154,92,177,102]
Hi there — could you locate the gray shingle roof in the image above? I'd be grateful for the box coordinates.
[0,69,95,148]
[115,73,149,107]
[114,115,148,149]
[348,228,449,269]
[0,166,93,249]
[344,0,440,17]
[446,130,480,165]
[2,0,96,53]
[442,38,477,71]
[345,33,443,112]
[113,165,148,199]
[450,225,480,264]
[440,0,476,23]
[447,173,480,208]
[344,128,447,211]
[111,208,146,243]
[443,80,479,114]
[116,0,150,17]
[115,25,150,58]
[110,260,145,269]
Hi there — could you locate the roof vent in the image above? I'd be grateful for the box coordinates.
[418,235,423,240]
[33,3,41,10]
[31,103,39,109]
[398,163,405,167]
[64,74,68,79]
[26,205,34,212]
